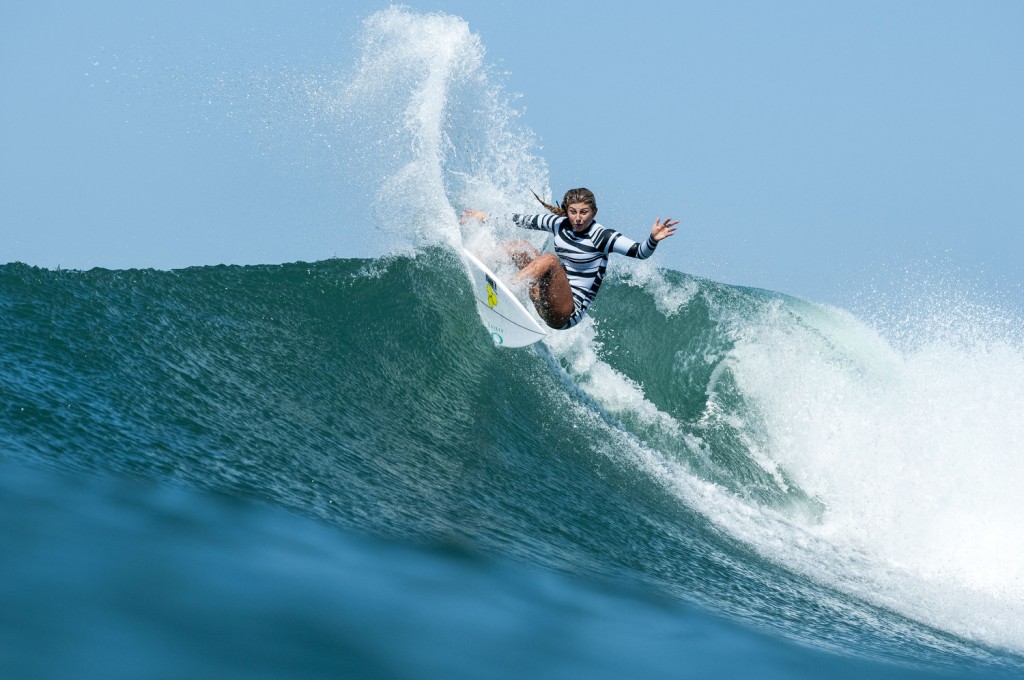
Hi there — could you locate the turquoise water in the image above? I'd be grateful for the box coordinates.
[1,255,1022,678]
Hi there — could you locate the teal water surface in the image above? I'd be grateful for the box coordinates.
[1,253,1020,678]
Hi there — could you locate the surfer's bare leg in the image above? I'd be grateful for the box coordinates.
[512,253,574,328]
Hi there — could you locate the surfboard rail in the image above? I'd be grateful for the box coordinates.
[462,249,547,348]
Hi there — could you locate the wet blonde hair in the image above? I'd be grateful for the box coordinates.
[530,188,597,217]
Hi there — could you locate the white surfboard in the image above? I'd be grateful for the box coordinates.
[463,249,547,348]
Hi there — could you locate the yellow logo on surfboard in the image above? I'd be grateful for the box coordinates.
[485,275,498,308]
[464,248,546,348]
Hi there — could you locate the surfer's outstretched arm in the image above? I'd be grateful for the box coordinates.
[460,209,557,236]
[605,217,679,260]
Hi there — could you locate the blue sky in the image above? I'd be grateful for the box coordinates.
[3,1,1022,306]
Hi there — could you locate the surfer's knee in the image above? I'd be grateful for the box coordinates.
[533,253,560,272]
[514,252,560,281]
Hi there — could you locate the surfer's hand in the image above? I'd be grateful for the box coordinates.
[651,217,679,242]
[460,209,488,225]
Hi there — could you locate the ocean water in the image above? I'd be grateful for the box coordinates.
[3,255,1023,678]
[4,7,1024,679]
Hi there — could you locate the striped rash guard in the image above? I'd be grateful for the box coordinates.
[511,213,659,329]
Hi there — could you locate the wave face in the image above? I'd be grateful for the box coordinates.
[4,6,1024,678]
[2,255,1023,677]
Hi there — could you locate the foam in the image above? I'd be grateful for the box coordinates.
[558,273,1024,652]
[313,7,549,256]
[613,258,699,317]
[700,292,1024,652]
[545,320,682,437]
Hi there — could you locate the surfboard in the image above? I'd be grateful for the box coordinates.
[463,249,547,348]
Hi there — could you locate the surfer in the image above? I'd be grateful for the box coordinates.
[460,188,678,329]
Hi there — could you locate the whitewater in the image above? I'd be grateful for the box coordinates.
[2,7,1023,679]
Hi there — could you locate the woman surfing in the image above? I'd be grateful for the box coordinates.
[460,188,679,329]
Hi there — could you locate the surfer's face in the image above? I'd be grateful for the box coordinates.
[566,202,596,232]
